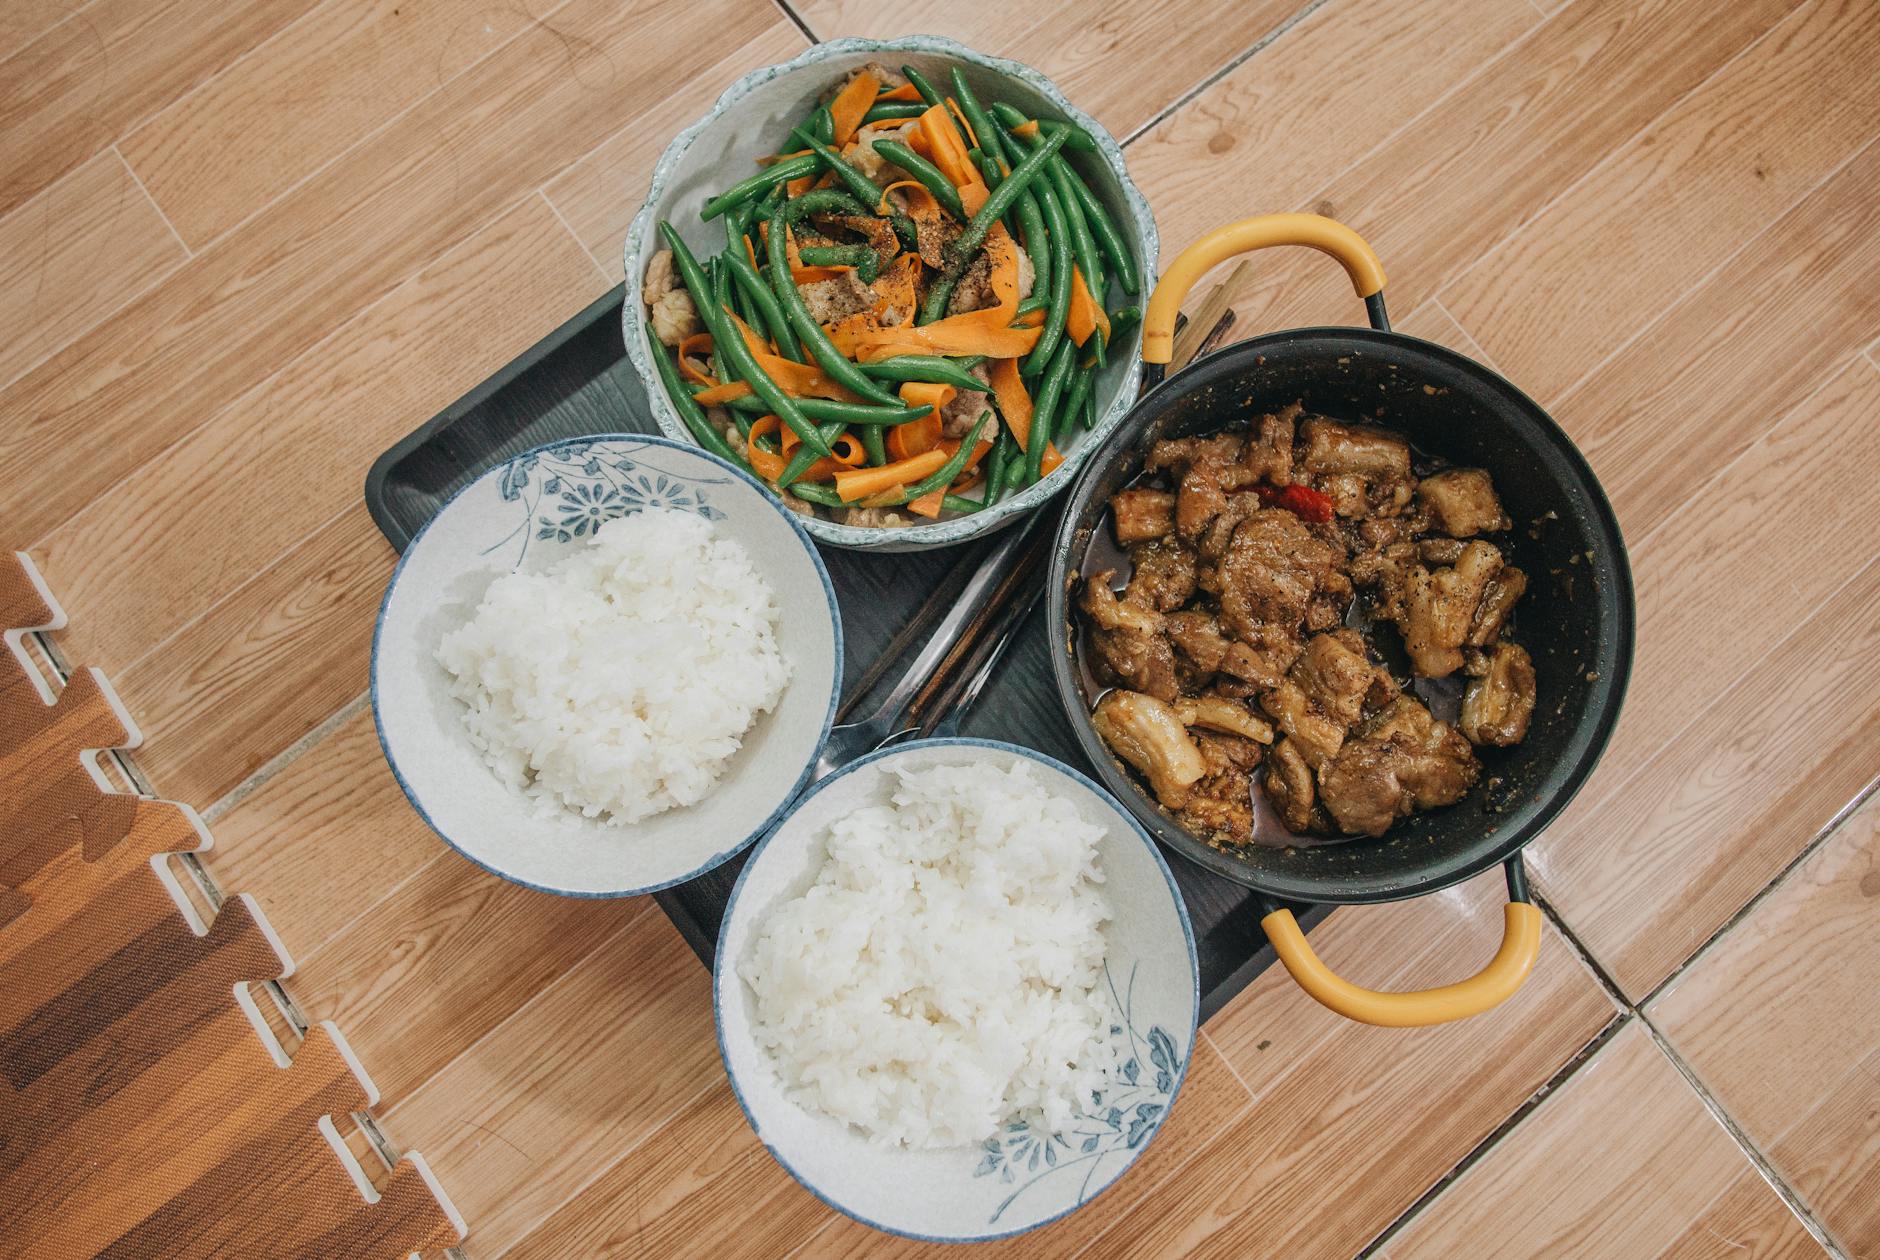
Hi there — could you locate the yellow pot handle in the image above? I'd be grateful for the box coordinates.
[1261,859,1542,1027]
[1142,213,1389,365]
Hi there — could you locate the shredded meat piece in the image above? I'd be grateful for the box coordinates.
[642,249,701,347]
[1112,488,1176,544]
[939,362,991,439]
[1418,468,1511,536]
[1174,695,1275,743]
[1264,738,1319,833]
[1316,697,1479,836]
[842,507,915,528]
[1080,574,1178,701]
[1177,732,1264,839]
[1399,541,1503,678]
[1093,691,1207,808]
[1125,540,1197,612]
[1461,642,1536,745]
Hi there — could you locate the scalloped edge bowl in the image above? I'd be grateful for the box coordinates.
[624,36,1159,552]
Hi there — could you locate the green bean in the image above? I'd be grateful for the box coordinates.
[661,221,831,460]
[650,325,744,466]
[948,69,1001,163]
[987,103,1099,154]
[810,105,835,145]
[1026,178,1074,379]
[1015,295,1048,318]
[893,413,991,504]
[1050,159,1104,306]
[858,424,888,466]
[782,188,869,223]
[797,244,880,284]
[870,141,964,220]
[723,394,934,425]
[900,65,945,108]
[1012,187,1050,300]
[1108,305,1142,342]
[726,212,799,361]
[984,429,1014,503]
[783,482,845,507]
[1055,162,1138,295]
[863,101,926,124]
[953,76,1053,303]
[1060,363,1095,434]
[1025,338,1076,484]
[700,153,818,220]
[945,127,1067,269]
[788,127,888,210]
[778,420,847,487]
[764,200,904,407]
[858,355,987,393]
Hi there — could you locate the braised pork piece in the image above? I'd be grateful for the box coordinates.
[1079,403,1537,842]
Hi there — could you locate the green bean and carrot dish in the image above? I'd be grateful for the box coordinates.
[641,60,1141,528]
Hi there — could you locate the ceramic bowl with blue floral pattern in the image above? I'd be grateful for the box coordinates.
[624,36,1159,553]
[371,434,841,898]
[714,739,1199,1242]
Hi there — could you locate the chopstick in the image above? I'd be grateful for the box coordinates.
[834,539,983,723]
[1170,259,1255,371]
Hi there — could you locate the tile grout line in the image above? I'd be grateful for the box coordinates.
[1353,1012,1633,1258]
[1531,129,1880,412]
[1118,0,1337,148]
[1426,297,1505,374]
[1428,0,1820,324]
[203,690,370,823]
[112,144,193,259]
[1198,1025,1258,1100]
[1637,1018,1850,1259]
[1637,770,1880,1010]
[536,188,613,285]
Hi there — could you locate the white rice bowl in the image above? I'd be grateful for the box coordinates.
[740,759,1115,1148]
[436,509,790,825]
[716,740,1198,1242]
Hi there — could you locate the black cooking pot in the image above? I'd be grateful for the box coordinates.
[1048,215,1634,1026]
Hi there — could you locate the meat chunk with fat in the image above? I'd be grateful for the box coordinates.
[1398,541,1503,678]
[1093,690,1208,808]
[1263,738,1320,833]
[1467,563,1528,647]
[1317,697,1480,836]
[1461,642,1536,746]
[1177,732,1264,841]
[1080,574,1178,701]
[1125,540,1198,612]
[1213,508,1349,645]
[1165,611,1294,689]
[1174,694,1275,743]
[1290,629,1395,726]
[1259,679,1347,769]
[1418,468,1511,537]
[1243,404,1299,486]
[1111,487,1176,544]
[1298,417,1412,478]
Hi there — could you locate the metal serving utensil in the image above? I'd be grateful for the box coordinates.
[811,511,1054,780]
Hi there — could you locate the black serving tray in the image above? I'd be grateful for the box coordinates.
[365,284,1327,1022]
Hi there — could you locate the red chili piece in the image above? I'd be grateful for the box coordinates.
[1254,482,1335,523]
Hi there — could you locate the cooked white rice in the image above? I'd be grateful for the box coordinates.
[741,760,1115,1148]
[435,508,790,825]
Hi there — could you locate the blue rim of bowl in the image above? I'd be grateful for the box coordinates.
[369,432,844,899]
[711,736,1201,1243]
[623,34,1160,551]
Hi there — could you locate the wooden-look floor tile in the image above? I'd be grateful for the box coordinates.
[0,149,186,391]
[381,908,719,1255]
[1534,553,1880,997]
[0,0,86,63]
[1529,358,1880,994]
[1125,0,1540,261]
[542,21,810,274]
[1181,0,1809,349]
[1650,796,1880,1256]
[288,849,647,1107]
[1382,1023,1820,1258]
[1559,138,1880,540]
[0,0,323,221]
[1058,870,1616,1258]
[792,0,1307,140]
[34,194,599,675]
[0,0,797,548]
[201,706,441,955]
[1441,0,1880,401]
[119,0,565,248]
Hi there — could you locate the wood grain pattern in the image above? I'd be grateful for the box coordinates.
[1529,359,1880,989]
[119,0,567,248]
[1382,1023,1820,1258]
[0,0,797,548]
[0,149,187,392]
[1441,0,1880,401]
[0,0,87,64]
[792,0,1308,139]
[1651,796,1880,1256]
[1186,0,1810,347]
[1123,0,1540,260]
[381,908,719,1256]
[0,0,323,221]
[34,193,601,673]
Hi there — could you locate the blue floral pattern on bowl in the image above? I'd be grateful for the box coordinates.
[974,962,1179,1225]
[483,438,731,564]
